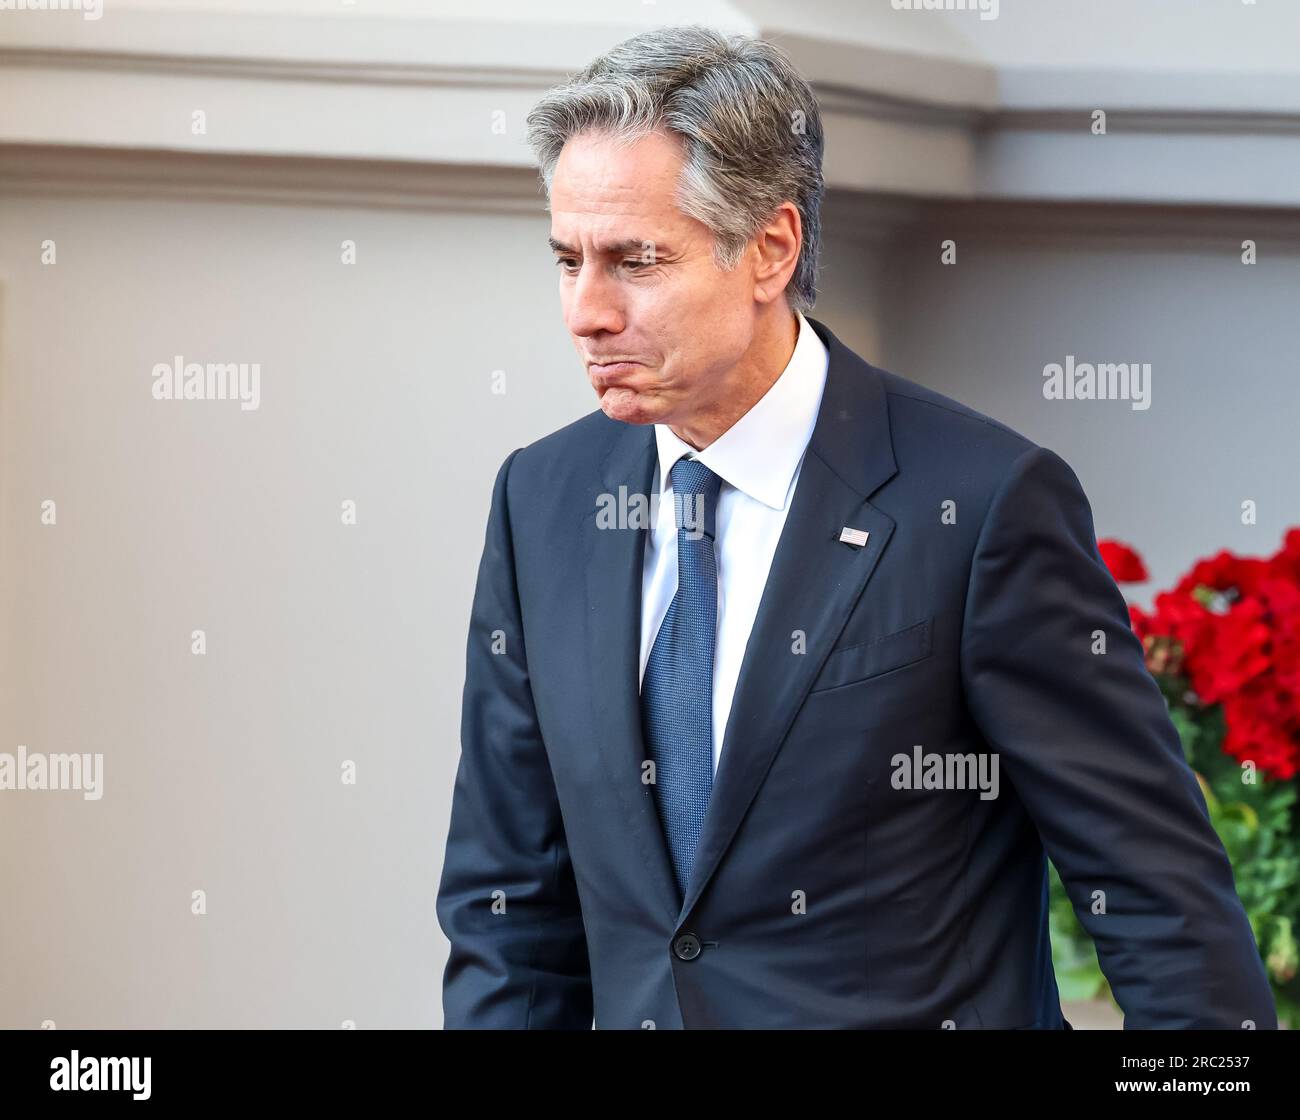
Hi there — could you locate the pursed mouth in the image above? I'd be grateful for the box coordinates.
[589,361,645,383]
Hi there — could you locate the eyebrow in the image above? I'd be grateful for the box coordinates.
[548,236,666,256]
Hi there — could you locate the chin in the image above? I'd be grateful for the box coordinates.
[598,387,658,426]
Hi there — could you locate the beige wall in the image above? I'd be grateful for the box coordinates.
[0,189,595,1027]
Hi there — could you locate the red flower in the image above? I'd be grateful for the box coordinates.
[1173,549,1269,600]
[1270,527,1300,582]
[1098,539,1149,583]
[1185,597,1271,705]
[1124,530,1300,780]
[1221,683,1299,781]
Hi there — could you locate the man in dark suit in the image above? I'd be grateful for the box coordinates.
[435,25,1276,1029]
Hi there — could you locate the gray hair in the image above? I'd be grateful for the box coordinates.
[525,25,825,314]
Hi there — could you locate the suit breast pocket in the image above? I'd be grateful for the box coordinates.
[808,617,933,694]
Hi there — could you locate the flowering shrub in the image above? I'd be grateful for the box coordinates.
[1049,531,1300,1025]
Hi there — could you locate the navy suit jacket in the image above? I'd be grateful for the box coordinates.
[436,315,1276,1029]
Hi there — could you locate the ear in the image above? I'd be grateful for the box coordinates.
[752,201,802,307]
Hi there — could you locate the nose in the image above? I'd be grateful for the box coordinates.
[565,259,625,339]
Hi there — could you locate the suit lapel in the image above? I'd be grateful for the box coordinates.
[583,422,683,922]
[583,316,900,928]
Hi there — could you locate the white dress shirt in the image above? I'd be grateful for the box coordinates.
[638,309,830,775]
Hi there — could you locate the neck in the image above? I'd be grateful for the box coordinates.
[669,307,800,450]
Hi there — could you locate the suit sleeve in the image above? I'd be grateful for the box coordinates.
[959,444,1276,1029]
[435,448,593,1029]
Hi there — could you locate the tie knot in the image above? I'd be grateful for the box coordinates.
[670,456,722,540]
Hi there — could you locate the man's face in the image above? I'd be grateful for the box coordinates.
[548,128,761,427]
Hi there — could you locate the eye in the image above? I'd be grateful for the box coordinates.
[622,258,651,271]
[554,257,578,272]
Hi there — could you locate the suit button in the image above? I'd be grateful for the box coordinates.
[673,933,702,961]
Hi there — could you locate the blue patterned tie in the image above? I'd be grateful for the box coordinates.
[641,455,724,899]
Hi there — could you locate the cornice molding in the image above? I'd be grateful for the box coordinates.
[3,10,1299,209]
[8,145,1300,252]
[0,143,547,214]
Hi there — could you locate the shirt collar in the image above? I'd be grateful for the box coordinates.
[653,309,829,511]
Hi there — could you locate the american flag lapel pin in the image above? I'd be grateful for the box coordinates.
[839,526,870,548]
